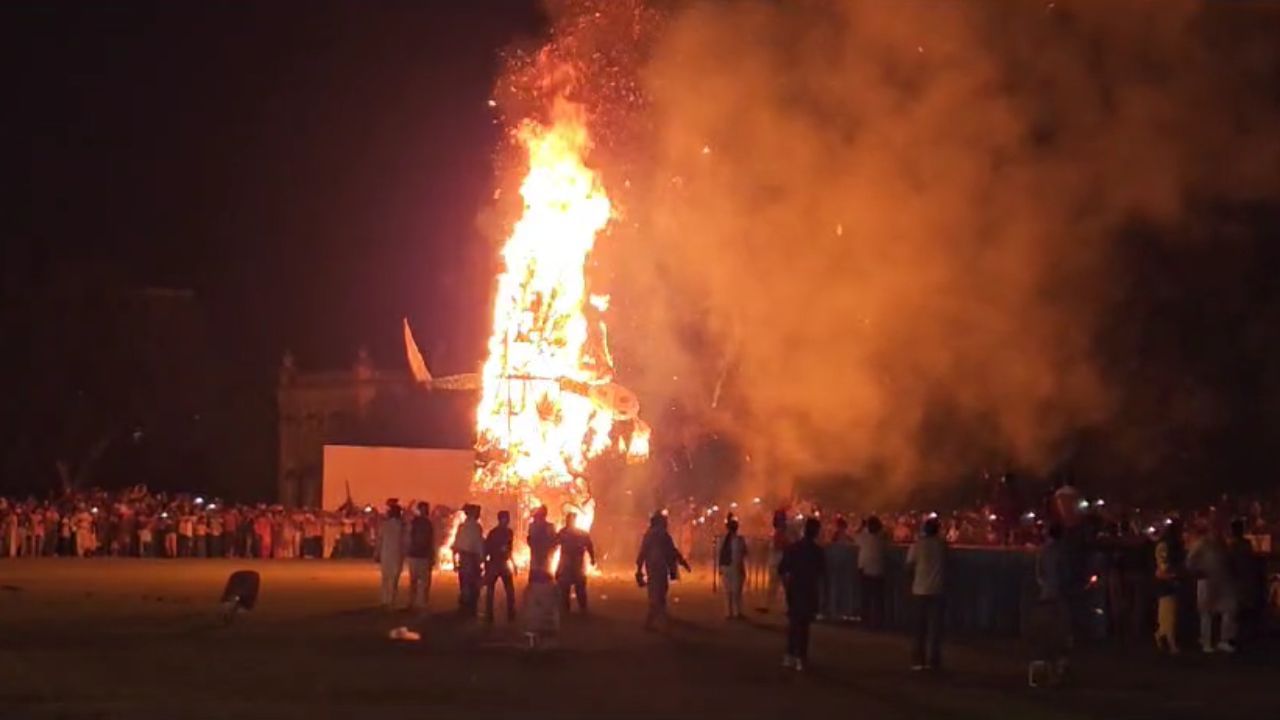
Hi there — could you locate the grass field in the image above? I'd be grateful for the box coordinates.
[0,559,1276,719]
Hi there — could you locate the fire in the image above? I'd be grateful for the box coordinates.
[437,510,464,571]
[470,96,646,556]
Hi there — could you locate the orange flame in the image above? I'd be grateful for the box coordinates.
[470,97,642,548]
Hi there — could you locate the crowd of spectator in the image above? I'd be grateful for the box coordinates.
[676,477,1280,559]
[0,485,421,560]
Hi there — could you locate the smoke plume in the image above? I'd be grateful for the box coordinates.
[509,1,1280,503]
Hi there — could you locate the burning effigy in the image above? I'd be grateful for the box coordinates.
[403,78,649,572]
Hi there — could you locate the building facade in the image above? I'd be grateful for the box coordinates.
[276,348,474,507]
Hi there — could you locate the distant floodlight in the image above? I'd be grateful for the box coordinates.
[194,497,205,505]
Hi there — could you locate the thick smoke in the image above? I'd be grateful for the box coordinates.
[593,0,1280,502]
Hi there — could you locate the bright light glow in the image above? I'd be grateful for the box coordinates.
[466,95,650,569]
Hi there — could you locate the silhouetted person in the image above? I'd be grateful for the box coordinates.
[556,511,595,614]
[780,518,825,671]
[1154,519,1185,654]
[406,502,434,611]
[484,510,516,623]
[718,517,748,619]
[856,515,887,628]
[906,517,947,671]
[636,513,690,630]
[1227,518,1264,645]
[527,505,558,582]
[1029,523,1071,687]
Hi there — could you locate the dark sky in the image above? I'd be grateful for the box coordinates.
[0,0,546,494]
[2,1,1279,502]
[3,0,544,372]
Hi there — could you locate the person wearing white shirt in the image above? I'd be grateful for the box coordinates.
[718,517,749,619]
[377,504,407,608]
[905,517,946,671]
[1187,526,1237,653]
[451,504,484,617]
[855,515,888,629]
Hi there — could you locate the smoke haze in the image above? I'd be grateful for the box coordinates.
[517,1,1280,503]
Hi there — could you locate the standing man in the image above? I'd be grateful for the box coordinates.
[1227,518,1265,645]
[780,518,825,671]
[177,509,194,558]
[635,513,691,630]
[556,511,596,614]
[1153,519,1185,654]
[1029,523,1072,686]
[406,502,435,612]
[377,502,406,609]
[906,516,947,671]
[718,517,748,619]
[484,510,517,623]
[855,515,888,629]
[527,505,558,581]
[452,504,484,617]
[1187,524,1237,653]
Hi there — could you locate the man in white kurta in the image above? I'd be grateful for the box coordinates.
[378,505,407,608]
[1187,527,1237,652]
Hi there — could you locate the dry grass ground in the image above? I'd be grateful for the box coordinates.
[0,559,1276,719]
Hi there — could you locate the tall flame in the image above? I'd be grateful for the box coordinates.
[471,98,630,539]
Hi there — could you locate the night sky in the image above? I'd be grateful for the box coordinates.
[2,1,1279,502]
[2,1,544,495]
[4,0,542,366]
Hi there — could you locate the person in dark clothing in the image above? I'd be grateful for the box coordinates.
[484,510,516,622]
[1227,518,1264,646]
[779,517,826,671]
[556,511,596,614]
[636,513,691,630]
[527,505,558,582]
[1154,519,1185,654]
[406,502,435,611]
